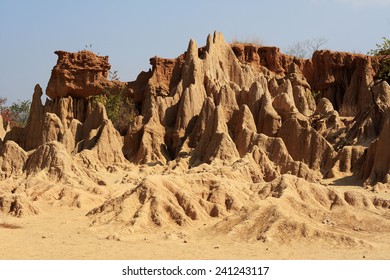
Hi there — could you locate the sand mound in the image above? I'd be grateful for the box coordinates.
[25,141,81,180]
[0,193,39,217]
[211,175,390,246]
[87,172,250,229]
[86,171,390,246]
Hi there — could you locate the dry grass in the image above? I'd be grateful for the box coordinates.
[0,222,22,229]
[231,37,263,46]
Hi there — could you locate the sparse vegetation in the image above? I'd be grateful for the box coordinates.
[311,90,320,100]
[108,70,120,81]
[0,98,31,128]
[80,44,100,55]
[92,87,137,135]
[83,44,93,51]
[231,37,263,46]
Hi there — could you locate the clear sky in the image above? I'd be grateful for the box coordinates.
[0,0,389,104]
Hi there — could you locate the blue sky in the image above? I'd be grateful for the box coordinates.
[0,0,389,103]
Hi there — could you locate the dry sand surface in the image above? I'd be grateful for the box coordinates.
[1,168,390,260]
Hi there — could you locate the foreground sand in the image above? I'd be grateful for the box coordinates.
[1,183,390,260]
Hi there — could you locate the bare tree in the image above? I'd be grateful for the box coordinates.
[307,37,328,54]
[285,37,328,58]
[285,41,308,58]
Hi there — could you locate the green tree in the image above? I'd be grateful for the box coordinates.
[92,87,137,135]
[369,37,390,56]
[9,99,31,127]
[0,98,31,128]
[369,37,390,83]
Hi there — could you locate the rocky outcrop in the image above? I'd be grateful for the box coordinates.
[0,141,28,179]
[2,31,390,252]
[148,56,185,97]
[328,145,365,177]
[305,50,378,115]
[278,117,337,172]
[86,120,126,165]
[25,141,80,180]
[5,85,45,151]
[0,115,6,140]
[191,104,239,166]
[232,44,378,117]
[0,194,39,217]
[312,98,345,140]
[231,44,302,75]
[256,91,281,136]
[122,32,321,181]
[229,105,316,181]
[5,85,125,168]
[361,110,390,184]
[46,50,125,99]
[2,31,390,188]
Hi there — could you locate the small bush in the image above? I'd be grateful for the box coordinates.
[311,90,320,100]
[92,87,137,135]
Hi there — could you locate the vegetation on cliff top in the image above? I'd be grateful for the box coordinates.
[369,37,390,83]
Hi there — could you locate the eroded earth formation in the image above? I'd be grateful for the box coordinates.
[1,32,390,246]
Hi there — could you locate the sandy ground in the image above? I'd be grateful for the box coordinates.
[1,198,390,260]
[1,167,390,260]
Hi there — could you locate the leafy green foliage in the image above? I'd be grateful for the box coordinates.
[92,87,136,135]
[9,100,31,127]
[0,98,31,128]
[369,37,390,83]
[369,37,390,56]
